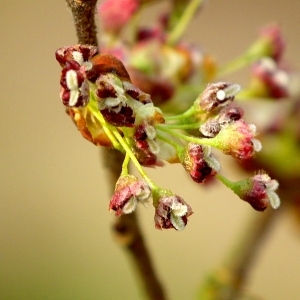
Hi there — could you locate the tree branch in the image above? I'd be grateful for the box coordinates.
[65,1,167,299]
[66,0,98,46]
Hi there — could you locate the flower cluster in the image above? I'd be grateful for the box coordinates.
[55,0,290,230]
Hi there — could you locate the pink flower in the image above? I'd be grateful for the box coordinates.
[212,119,262,160]
[153,190,193,230]
[109,175,152,216]
[98,0,139,34]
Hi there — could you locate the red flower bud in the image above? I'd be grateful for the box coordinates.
[153,190,193,230]
[234,173,280,211]
[180,143,220,183]
[109,175,152,216]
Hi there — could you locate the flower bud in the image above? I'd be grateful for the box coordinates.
[153,189,193,230]
[179,143,220,183]
[217,105,244,125]
[98,0,139,34]
[133,123,161,166]
[109,175,152,216]
[211,119,262,160]
[221,173,280,211]
[200,105,244,138]
[196,82,241,112]
[55,45,98,108]
[55,45,98,67]
[251,58,290,98]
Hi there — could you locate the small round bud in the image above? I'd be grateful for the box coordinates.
[196,82,241,112]
[210,119,262,160]
[153,189,193,230]
[109,175,152,216]
[221,172,280,211]
[179,143,220,183]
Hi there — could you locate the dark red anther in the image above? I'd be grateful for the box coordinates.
[101,107,135,127]
[96,81,117,98]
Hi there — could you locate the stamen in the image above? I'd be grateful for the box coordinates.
[72,51,84,65]
[66,70,78,90]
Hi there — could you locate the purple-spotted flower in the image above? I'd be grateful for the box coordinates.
[109,175,152,216]
[153,189,193,230]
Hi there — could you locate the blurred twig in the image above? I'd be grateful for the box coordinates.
[198,208,279,300]
[65,1,167,299]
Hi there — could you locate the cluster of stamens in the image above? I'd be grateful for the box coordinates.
[55,45,280,230]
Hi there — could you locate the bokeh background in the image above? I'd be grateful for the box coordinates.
[1,1,300,299]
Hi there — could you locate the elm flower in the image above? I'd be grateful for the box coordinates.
[195,82,241,112]
[179,143,220,183]
[219,172,280,211]
[133,123,161,167]
[251,57,290,98]
[200,105,244,137]
[98,0,139,34]
[109,175,152,216]
[56,45,98,107]
[210,119,262,160]
[153,189,193,230]
[55,45,98,68]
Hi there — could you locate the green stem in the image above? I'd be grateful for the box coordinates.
[167,0,204,45]
[216,174,236,190]
[217,53,252,78]
[121,152,130,176]
[111,128,157,189]
[165,106,197,121]
[157,126,216,147]
[156,121,201,130]
[156,132,182,151]
[217,37,271,77]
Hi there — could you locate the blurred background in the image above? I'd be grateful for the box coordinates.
[1,1,300,299]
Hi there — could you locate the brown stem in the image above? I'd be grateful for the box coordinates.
[65,2,167,298]
[66,0,98,46]
[101,148,167,300]
[199,208,278,299]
